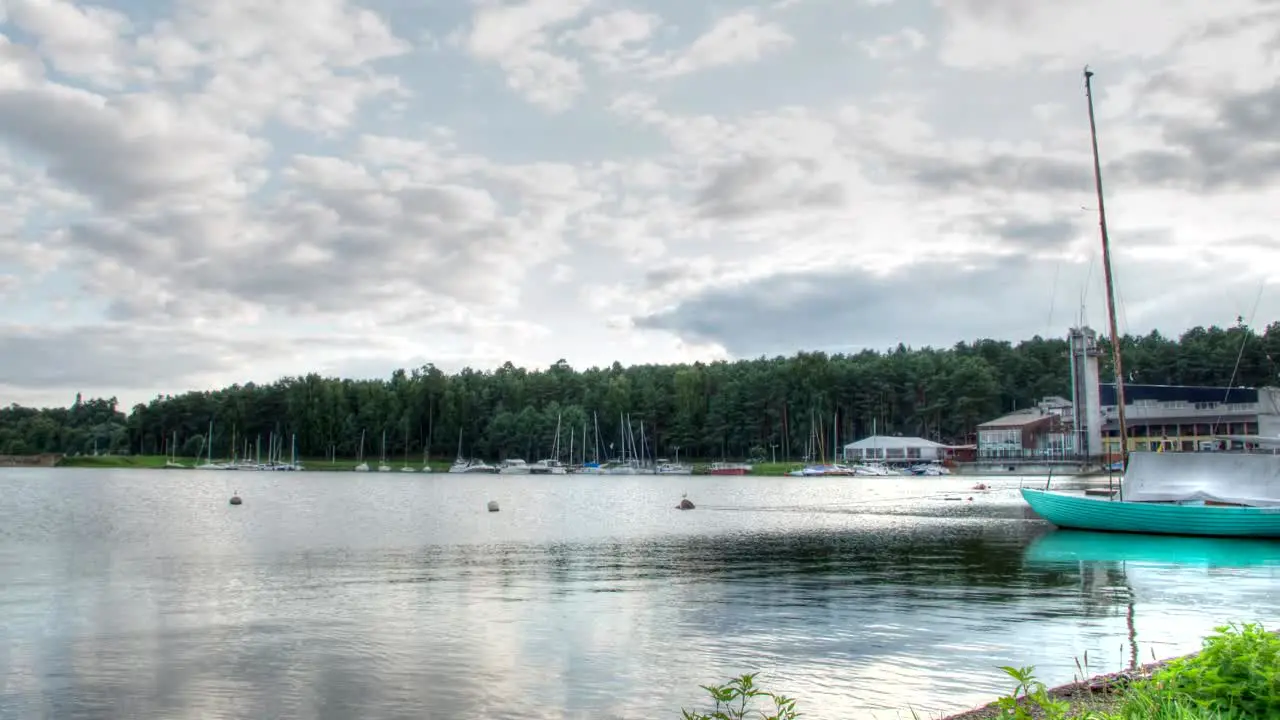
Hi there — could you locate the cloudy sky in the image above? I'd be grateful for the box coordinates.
[2,0,1278,408]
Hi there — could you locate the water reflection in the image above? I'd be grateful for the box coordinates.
[1,471,1278,719]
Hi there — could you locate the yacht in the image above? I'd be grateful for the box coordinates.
[449,458,499,474]
[499,459,532,474]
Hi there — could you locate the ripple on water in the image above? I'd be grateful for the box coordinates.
[1,470,1278,719]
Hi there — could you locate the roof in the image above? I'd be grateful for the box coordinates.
[843,435,945,449]
[1099,383,1258,406]
[978,410,1056,429]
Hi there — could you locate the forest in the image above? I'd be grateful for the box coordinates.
[1,323,1277,462]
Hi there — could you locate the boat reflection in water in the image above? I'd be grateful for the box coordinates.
[1024,530,1280,569]
[1022,530,1280,670]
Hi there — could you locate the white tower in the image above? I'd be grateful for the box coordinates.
[1067,326,1104,458]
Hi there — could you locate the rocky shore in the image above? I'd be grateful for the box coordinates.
[936,653,1192,720]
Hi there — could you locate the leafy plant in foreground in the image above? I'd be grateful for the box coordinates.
[681,673,801,720]
[1142,622,1280,718]
[1109,685,1245,719]
[989,665,1078,720]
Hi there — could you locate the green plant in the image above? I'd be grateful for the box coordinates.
[1108,685,1245,719]
[990,665,1081,720]
[1143,622,1280,718]
[681,673,801,720]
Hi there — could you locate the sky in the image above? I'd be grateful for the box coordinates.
[1,0,1279,409]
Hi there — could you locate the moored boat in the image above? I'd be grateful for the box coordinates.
[1020,68,1280,539]
[708,462,751,476]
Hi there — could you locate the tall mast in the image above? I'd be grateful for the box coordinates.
[1084,67,1129,472]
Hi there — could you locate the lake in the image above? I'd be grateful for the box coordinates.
[1,469,1276,719]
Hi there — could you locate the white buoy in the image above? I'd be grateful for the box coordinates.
[487,500,499,512]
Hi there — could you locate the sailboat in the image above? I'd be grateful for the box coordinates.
[164,430,186,468]
[354,429,370,472]
[1020,68,1280,538]
[400,423,416,472]
[377,430,392,472]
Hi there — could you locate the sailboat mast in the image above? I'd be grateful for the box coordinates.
[1084,67,1130,470]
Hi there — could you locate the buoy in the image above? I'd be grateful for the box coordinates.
[229,495,242,505]
[487,500,499,512]
[676,493,695,510]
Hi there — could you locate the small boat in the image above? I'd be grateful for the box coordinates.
[1022,68,1280,540]
[1022,449,1280,538]
[708,462,752,476]
[1021,486,1280,538]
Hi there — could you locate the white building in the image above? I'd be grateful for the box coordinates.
[843,435,947,463]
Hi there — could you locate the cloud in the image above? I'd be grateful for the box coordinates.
[633,251,1279,357]
[0,323,274,391]
[655,12,793,77]
[935,0,1270,71]
[859,27,928,60]
[1108,82,1280,191]
[693,155,847,220]
[3,0,1280,411]
[464,0,592,111]
[562,9,661,72]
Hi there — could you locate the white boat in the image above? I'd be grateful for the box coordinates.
[852,462,900,476]
[499,459,532,474]
[354,429,370,472]
[529,458,568,474]
[655,460,693,475]
[449,458,499,474]
[377,430,391,472]
[908,462,950,476]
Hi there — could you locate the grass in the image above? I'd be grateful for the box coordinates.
[59,454,176,469]
[681,623,1277,720]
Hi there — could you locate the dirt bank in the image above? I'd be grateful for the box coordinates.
[0,453,64,467]
[937,653,1191,720]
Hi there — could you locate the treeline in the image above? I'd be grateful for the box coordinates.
[2,323,1276,461]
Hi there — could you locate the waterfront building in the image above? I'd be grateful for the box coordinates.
[842,435,952,464]
[976,403,1076,459]
[1100,383,1280,454]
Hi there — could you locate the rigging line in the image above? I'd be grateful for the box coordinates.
[1080,249,1097,328]
[1212,279,1266,432]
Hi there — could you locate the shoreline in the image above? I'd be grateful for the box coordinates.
[934,653,1192,720]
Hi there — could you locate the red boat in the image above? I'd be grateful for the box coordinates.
[708,462,752,476]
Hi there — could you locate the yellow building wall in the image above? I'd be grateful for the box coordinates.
[1101,434,1204,453]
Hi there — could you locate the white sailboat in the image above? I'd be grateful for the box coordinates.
[195,420,228,470]
[449,427,498,473]
[377,430,392,472]
[399,423,416,472]
[164,430,186,468]
[530,413,568,474]
[354,429,370,472]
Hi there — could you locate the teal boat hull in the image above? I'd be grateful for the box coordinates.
[1021,488,1280,538]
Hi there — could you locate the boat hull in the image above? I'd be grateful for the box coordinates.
[1020,488,1280,538]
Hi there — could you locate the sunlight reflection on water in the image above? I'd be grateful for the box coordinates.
[0,469,1276,719]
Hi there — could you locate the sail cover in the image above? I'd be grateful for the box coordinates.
[1121,451,1280,507]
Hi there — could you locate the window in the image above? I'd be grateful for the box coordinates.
[906,447,921,459]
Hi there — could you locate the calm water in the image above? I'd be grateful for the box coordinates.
[1,469,1277,720]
